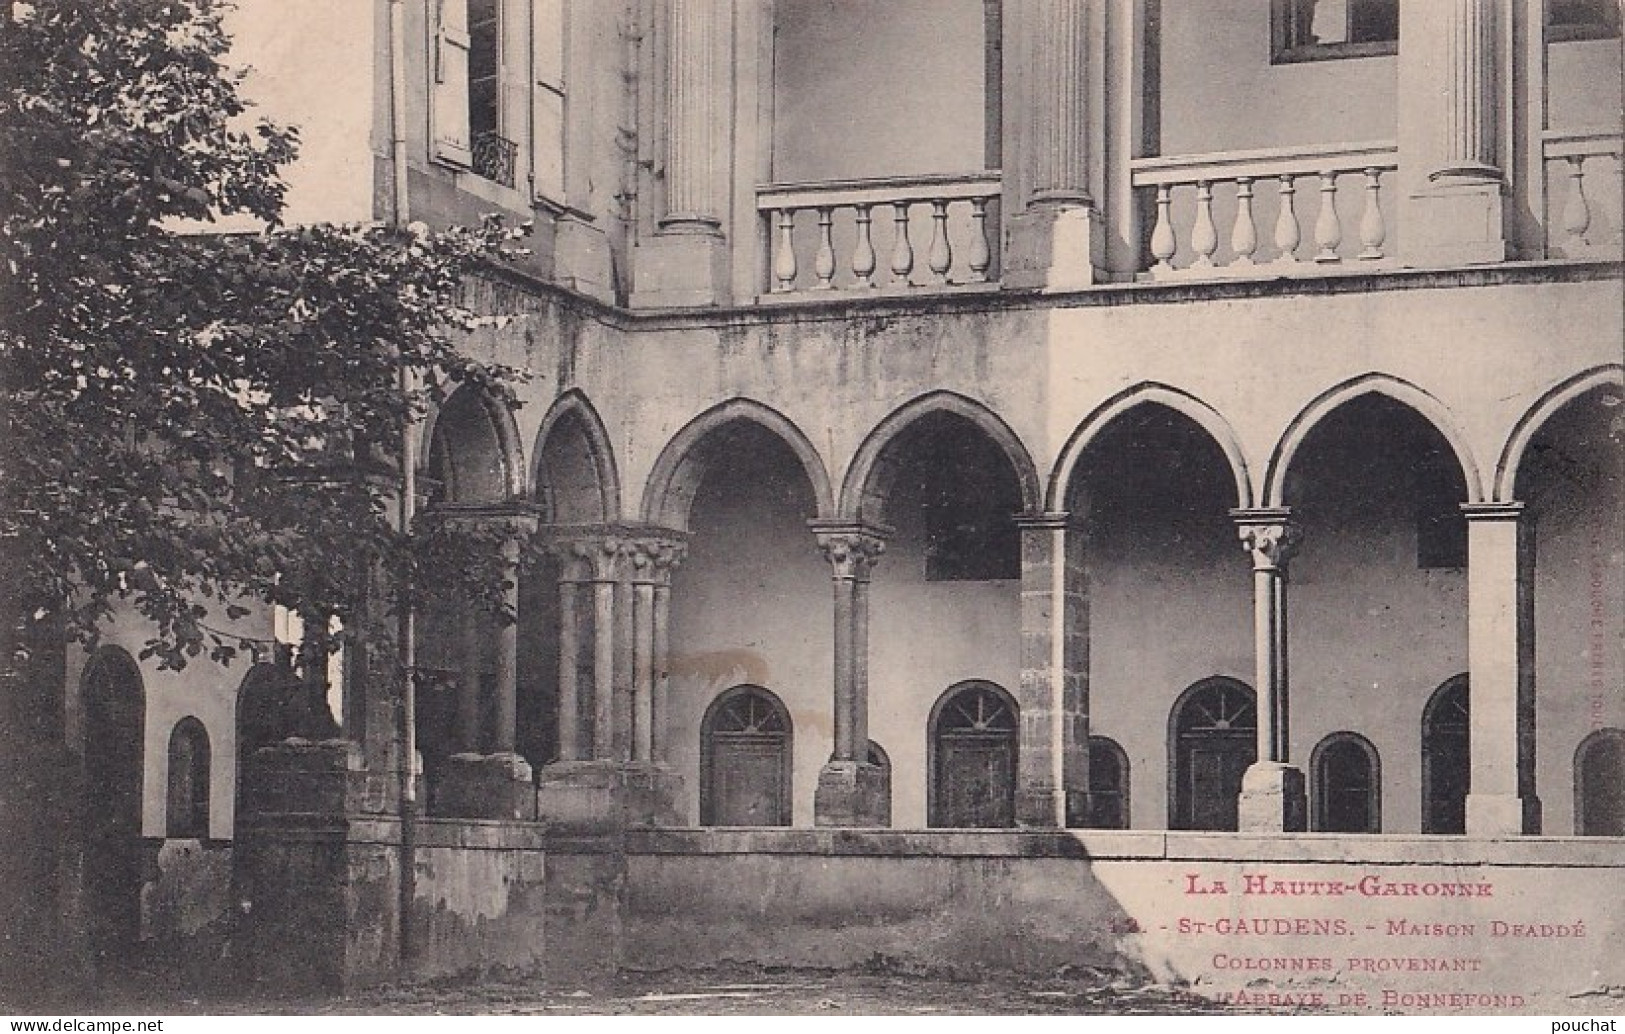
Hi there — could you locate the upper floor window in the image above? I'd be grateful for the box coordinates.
[1548,0,1621,41]
[432,0,566,201]
[1273,0,1398,63]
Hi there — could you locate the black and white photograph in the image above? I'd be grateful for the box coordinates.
[1,0,1621,1021]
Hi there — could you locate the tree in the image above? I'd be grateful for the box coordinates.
[0,0,527,677]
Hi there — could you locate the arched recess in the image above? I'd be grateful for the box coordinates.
[1047,384,1254,511]
[1263,374,1485,507]
[927,680,1020,828]
[1310,731,1381,833]
[165,717,211,839]
[1421,674,1470,835]
[642,398,835,530]
[1086,735,1131,829]
[839,391,1041,523]
[532,390,622,523]
[1494,364,1625,502]
[1167,676,1257,832]
[420,382,525,504]
[79,646,146,963]
[1574,728,1625,836]
[700,685,794,827]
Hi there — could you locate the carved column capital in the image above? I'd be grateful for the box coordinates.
[625,533,689,586]
[808,520,889,583]
[1233,508,1301,572]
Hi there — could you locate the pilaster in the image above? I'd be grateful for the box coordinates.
[1462,502,1541,834]
[1002,0,1105,290]
[1014,512,1090,827]
[631,0,734,307]
[1399,0,1512,266]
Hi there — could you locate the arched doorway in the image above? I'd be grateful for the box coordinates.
[701,686,793,826]
[928,680,1018,828]
[1311,731,1380,833]
[1575,728,1625,835]
[81,647,146,966]
[1169,677,1256,831]
[165,717,211,839]
[1422,675,1470,834]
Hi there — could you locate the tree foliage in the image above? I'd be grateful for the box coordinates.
[1,0,527,672]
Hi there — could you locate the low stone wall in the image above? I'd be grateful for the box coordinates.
[232,804,1625,1013]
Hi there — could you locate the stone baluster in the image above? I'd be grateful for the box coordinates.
[1190,181,1218,268]
[1274,175,1301,263]
[1233,508,1307,832]
[773,209,797,291]
[814,207,836,288]
[890,203,915,285]
[852,205,877,287]
[927,200,953,284]
[1560,156,1591,249]
[1358,168,1387,260]
[1150,185,1177,272]
[1232,177,1257,266]
[967,198,992,282]
[1314,171,1342,262]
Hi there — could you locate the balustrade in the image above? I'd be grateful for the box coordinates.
[758,173,1000,297]
[1544,128,1624,260]
[1132,142,1399,279]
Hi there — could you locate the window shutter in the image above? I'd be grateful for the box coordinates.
[531,0,565,202]
[433,0,473,167]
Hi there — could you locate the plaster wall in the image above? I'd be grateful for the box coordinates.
[1547,38,1624,131]
[770,0,990,182]
[1156,0,1396,156]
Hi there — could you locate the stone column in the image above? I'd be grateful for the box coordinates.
[586,539,621,760]
[434,508,537,820]
[491,533,522,755]
[1462,502,1540,834]
[1233,508,1307,832]
[809,521,889,826]
[1014,512,1090,827]
[1398,0,1510,265]
[555,560,585,762]
[1003,0,1104,290]
[631,0,733,307]
[626,533,688,764]
[456,606,484,754]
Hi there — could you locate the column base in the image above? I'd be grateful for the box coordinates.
[1466,793,1541,836]
[1237,762,1308,833]
[554,215,616,304]
[813,760,889,827]
[534,760,684,832]
[630,230,729,308]
[1002,204,1104,292]
[434,752,537,821]
[1401,180,1507,267]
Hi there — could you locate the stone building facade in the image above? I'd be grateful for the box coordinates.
[5,0,1622,1009]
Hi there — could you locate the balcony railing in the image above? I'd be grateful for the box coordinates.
[1131,141,1399,279]
[757,172,1001,298]
[473,130,518,189]
[1543,126,1623,260]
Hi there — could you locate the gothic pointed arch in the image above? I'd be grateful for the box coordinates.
[532,389,622,523]
[840,391,1041,522]
[1264,374,1485,507]
[1048,383,1254,511]
[1494,365,1624,502]
[642,398,834,530]
[419,381,525,504]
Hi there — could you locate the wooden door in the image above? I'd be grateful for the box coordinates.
[1183,734,1251,831]
[936,734,1015,827]
[710,734,789,826]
